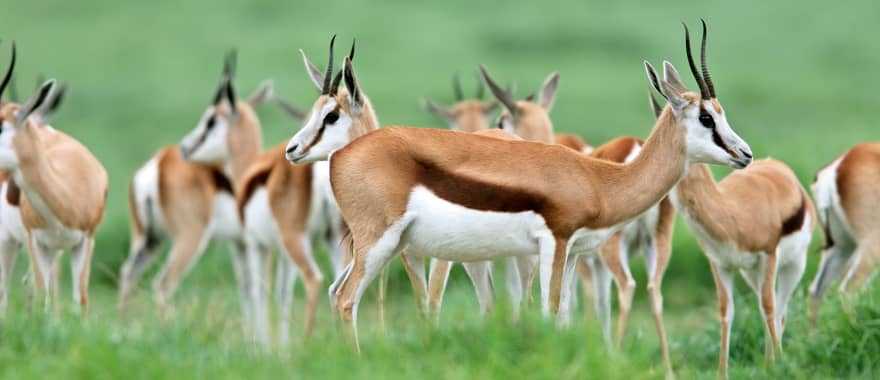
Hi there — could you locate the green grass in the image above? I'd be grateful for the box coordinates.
[1,0,880,378]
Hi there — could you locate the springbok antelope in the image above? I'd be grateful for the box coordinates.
[421,68,562,321]
[574,132,676,375]
[423,72,498,132]
[809,142,880,323]
[118,52,274,325]
[661,20,812,380]
[0,45,108,314]
[286,36,433,329]
[0,74,68,315]
[289,22,753,350]
[230,40,362,346]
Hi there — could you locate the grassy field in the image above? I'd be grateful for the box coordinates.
[1,0,880,378]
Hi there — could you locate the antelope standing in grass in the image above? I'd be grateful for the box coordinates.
[0,44,108,314]
[287,22,753,350]
[421,69,560,321]
[118,52,274,328]
[662,21,812,379]
[809,143,880,323]
[231,39,359,346]
[0,71,68,315]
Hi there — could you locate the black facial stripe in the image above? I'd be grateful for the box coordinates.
[710,126,735,157]
[304,123,327,153]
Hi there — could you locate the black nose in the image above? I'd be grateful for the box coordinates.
[739,148,753,159]
[286,144,298,154]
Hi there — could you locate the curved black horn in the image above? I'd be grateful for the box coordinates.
[322,35,337,95]
[452,72,463,101]
[223,49,238,78]
[479,65,517,115]
[0,42,16,102]
[700,19,716,98]
[475,70,485,99]
[348,38,356,61]
[683,22,710,99]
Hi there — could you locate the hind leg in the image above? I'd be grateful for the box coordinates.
[70,236,95,315]
[588,255,614,346]
[840,238,880,295]
[151,229,210,315]
[426,259,452,324]
[0,239,19,316]
[776,254,806,340]
[400,253,428,317]
[275,251,299,346]
[599,233,635,348]
[26,234,58,314]
[118,233,161,313]
[278,232,322,340]
[228,240,254,336]
[334,216,413,352]
[462,261,495,317]
[808,246,851,325]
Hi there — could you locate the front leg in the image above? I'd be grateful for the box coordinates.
[538,232,566,317]
[70,235,95,315]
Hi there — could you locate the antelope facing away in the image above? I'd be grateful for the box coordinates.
[119,52,274,328]
[0,72,68,315]
[288,22,753,350]
[662,20,813,380]
[809,142,880,323]
[422,68,561,321]
[0,43,108,314]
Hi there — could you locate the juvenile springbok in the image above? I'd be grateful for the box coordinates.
[288,22,753,350]
[0,44,108,314]
[809,142,880,323]
[575,132,676,376]
[0,72,68,315]
[119,52,274,324]
[662,20,812,380]
[421,68,560,321]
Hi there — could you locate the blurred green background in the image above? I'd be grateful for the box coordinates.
[1,0,879,379]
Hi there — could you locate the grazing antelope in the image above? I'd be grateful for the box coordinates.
[662,20,812,380]
[574,132,676,376]
[0,73,68,315]
[809,142,880,323]
[118,52,274,328]
[289,22,753,350]
[421,68,562,321]
[0,44,108,314]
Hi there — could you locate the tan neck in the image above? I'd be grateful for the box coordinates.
[226,103,263,183]
[674,163,725,222]
[350,95,380,139]
[587,107,687,226]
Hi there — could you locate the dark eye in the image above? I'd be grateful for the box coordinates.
[324,111,339,125]
[206,115,217,130]
[496,117,505,129]
[698,113,715,128]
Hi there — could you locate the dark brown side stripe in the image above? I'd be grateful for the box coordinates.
[210,168,234,194]
[416,158,544,213]
[781,195,807,236]
[237,167,272,222]
[5,178,20,207]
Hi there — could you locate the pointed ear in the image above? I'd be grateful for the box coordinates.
[37,82,67,118]
[538,71,559,111]
[643,61,664,98]
[300,49,324,92]
[660,61,688,110]
[16,80,55,126]
[343,56,363,109]
[247,80,274,106]
[423,98,455,122]
[275,98,307,121]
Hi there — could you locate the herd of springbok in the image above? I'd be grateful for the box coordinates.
[0,20,876,378]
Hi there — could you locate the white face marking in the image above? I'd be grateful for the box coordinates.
[679,100,752,169]
[285,99,352,163]
[179,107,231,164]
[0,121,20,170]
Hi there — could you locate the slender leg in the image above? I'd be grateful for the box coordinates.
[27,234,57,314]
[599,233,635,348]
[505,258,524,321]
[70,236,95,315]
[151,229,210,314]
[279,232,322,339]
[228,241,253,337]
[462,261,495,316]
[537,233,560,316]
[426,259,452,323]
[807,246,849,326]
[588,256,614,347]
[245,239,271,346]
[517,256,538,307]
[775,256,806,340]
[400,254,428,317]
[759,252,781,362]
[275,252,299,347]
[647,198,676,378]
[710,263,735,380]
[839,239,880,294]
[0,239,19,316]
[575,256,593,321]
[557,253,580,327]
[377,266,389,335]
[118,234,161,313]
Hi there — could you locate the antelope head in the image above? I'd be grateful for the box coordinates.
[286,36,377,164]
[179,50,272,165]
[0,43,59,170]
[644,20,752,169]
[423,72,499,132]
[479,65,559,143]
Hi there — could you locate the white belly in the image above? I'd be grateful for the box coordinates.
[402,186,549,262]
[211,191,242,239]
[0,184,26,243]
[242,187,280,246]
